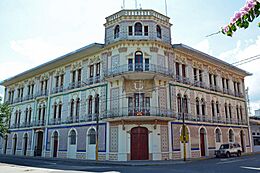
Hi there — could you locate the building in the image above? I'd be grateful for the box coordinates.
[249,117,260,152]
[0,9,252,161]
[255,109,260,117]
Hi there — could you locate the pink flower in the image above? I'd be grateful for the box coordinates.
[224,25,229,33]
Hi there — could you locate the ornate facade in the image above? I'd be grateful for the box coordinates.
[0,9,252,160]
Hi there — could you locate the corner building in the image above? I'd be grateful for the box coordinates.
[0,9,252,160]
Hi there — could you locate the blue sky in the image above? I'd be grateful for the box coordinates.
[0,0,259,114]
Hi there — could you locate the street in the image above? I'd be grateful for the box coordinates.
[0,154,259,173]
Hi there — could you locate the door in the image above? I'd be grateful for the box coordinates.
[240,130,245,152]
[53,132,58,157]
[35,131,43,156]
[131,127,149,160]
[87,129,96,160]
[13,134,17,155]
[4,135,8,154]
[23,134,28,156]
[200,129,206,157]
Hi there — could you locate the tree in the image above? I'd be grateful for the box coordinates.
[0,97,11,137]
[222,0,260,36]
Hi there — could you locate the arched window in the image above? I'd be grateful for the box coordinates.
[225,103,228,119]
[201,98,206,116]
[240,106,243,122]
[95,94,99,114]
[53,102,57,119]
[70,99,74,117]
[28,107,32,125]
[229,129,234,143]
[25,108,28,124]
[216,101,220,114]
[135,51,143,71]
[88,129,96,145]
[88,96,93,115]
[211,101,215,117]
[42,105,46,122]
[236,105,240,122]
[134,22,142,36]
[215,129,221,143]
[229,104,232,120]
[196,98,200,115]
[183,95,188,113]
[69,130,76,145]
[177,94,182,113]
[75,98,80,117]
[58,102,62,119]
[156,25,162,38]
[114,25,120,39]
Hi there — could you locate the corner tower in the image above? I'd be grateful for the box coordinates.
[104,9,172,45]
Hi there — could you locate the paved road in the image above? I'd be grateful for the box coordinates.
[0,154,259,173]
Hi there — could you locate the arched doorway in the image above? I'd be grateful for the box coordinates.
[200,128,207,157]
[4,135,8,154]
[67,129,77,159]
[240,130,245,152]
[52,131,58,157]
[130,127,149,160]
[135,51,143,71]
[12,134,17,155]
[87,128,96,160]
[23,133,28,156]
[35,131,43,156]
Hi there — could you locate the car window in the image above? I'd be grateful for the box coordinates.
[220,144,229,149]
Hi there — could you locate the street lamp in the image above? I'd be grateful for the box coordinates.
[81,81,99,161]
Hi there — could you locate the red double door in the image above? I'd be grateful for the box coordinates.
[130,127,149,160]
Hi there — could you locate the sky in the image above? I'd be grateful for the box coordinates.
[0,0,259,115]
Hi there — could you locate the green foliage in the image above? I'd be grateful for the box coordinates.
[0,97,11,137]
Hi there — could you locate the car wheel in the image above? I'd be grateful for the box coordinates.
[237,151,241,157]
[226,152,231,158]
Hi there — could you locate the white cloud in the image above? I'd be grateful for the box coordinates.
[218,36,260,113]
[194,39,212,55]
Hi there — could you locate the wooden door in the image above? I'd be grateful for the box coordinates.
[53,133,58,157]
[131,127,148,160]
[200,130,205,156]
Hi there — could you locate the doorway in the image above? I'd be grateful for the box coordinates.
[12,134,17,155]
[135,51,143,71]
[240,130,245,152]
[23,133,28,156]
[4,135,8,154]
[35,131,43,156]
[200,128,206,157]
[52,131,58,157]
[130,127,149,160]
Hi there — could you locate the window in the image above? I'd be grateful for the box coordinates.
[28,108,32,124]
[182,64,186,78]
[145,59,149,71]
[211,101,215,117]
[114,25,120,39]
[176,62,180,76]
[55,76,59,88]
[177,94,182,113]
[226,79,229,90]
[144,26,148,36]
[128,59,133,71]
[236,105,240,122]
[229,104,232,119]
[89,65,94,78]
[75,98,80,117]
[72,71,76,83]
[128,26,133,36]
[70,99,74,117]
[225,103,228,119]
[216,129,221,143]
[222,78,225,89]
[199,70,203,82]
[25,108,28,124]
[53,103,57,119]
[213,75,217,86]
[128,97,133,115]
[240,106,243,121]
[196,98,200,115]
[60,74,64,87]
[69,130,76,145]
[201,99,206,116]
[27,85,31,96]
[183,95,188,113]
[253,137,260,146]
[42,105,46,122]
[229,129,234,143]
[135,51,143,71]
[94,95,99,114]
[78,69,81,82]
[134,22,142,36]
[88,129,96,145]
[156,25,162,38]
[88,96,93,115]
[216,101,219,114]
[96,63,100,77]
[58,102,62,119]
[209,74,212,85]
[38,106,41,121]
[193,68,197,81]
[31,84,34,95]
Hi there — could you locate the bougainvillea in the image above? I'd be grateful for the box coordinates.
[222,0,260,36]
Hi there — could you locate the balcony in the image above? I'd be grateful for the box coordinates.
[32,120,45,127]
[105,63,173,80]
[49,118,62,125]
[35,90,48,98]
[10,122,32,129]
[51,86,64,94]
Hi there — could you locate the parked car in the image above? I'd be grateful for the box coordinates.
[215,143,242,158]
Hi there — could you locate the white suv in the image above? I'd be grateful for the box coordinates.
[215,143,242,158]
